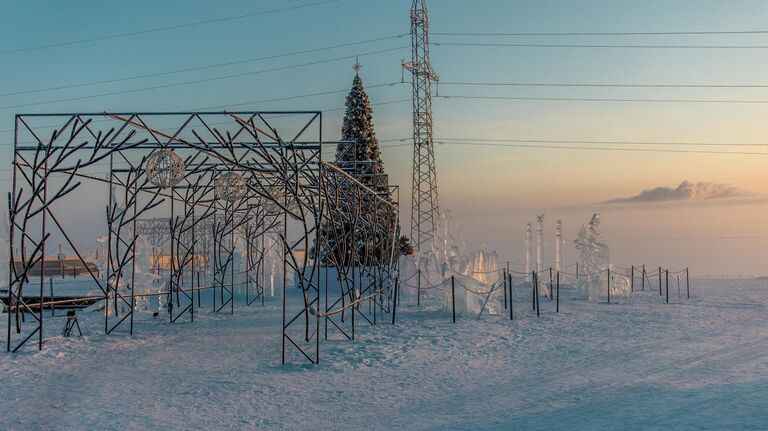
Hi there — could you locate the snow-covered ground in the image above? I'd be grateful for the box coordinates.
[1,278,767,430]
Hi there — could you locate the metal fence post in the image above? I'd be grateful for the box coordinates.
[508,274,514,321]
[535,272,540,317]
[503,269,507,310]
[658,266,662,296]
[392,276,399,325]
[451,275,456,323]
[417,269,421,307]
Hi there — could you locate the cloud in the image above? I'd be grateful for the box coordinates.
[603,181,747,204]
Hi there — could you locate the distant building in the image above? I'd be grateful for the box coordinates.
[13,255,98,278]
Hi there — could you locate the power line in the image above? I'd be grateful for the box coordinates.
[1,96,411,147]
[380,136,768,148]
[379,140,768,155]
[430,141,768,156]
[195,83,405,110]
[3,132,765,173]
[3,96,410,141]
[0,35,406,98]
[379,143,412,149]
[465,235,768,243]
[434,30,768,36]
[437,94,768,104]
[605,235,768,242]
[0,46,408,111]
[0,0,344,55]
[432,41,768,49]
[0,108,412,180]
[439,81,768,89]
[435,137,768,147]
[0,79,408,135]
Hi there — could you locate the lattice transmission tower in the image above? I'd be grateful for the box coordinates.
[403,0,440,254]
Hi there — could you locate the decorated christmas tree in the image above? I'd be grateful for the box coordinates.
[315,61,401,266]
[336,60,384,185]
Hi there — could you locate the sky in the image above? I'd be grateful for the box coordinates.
[0,0,767,276]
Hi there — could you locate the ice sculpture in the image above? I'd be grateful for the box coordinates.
[434,210,465,274]
[396,210,505,316]
[573,214,630,300]
[232,230,247,297]
[524,219,551,296]
[92,236,107,277]
[436,210,500,283]
[412,210,463,289]
[260,234,281,297]
[133,235,160,310]
[536,215,545,274]
[555,220,563,273]
[442,271,503,317]
[465,249,499,285]
[524,222,532,281]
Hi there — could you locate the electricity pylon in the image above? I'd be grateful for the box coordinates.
[403,0,439,254]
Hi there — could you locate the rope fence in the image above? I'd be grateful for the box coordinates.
[395,262,691,322]
[318,292,379,319]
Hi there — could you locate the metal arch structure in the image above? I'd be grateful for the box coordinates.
[6,111,326,354]
[404,0,440,255]
[6,111,401,366]
[317,142,401,342]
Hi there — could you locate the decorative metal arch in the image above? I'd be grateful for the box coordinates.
[6,111,400,366]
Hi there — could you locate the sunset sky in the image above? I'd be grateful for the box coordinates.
[1,0,767,276]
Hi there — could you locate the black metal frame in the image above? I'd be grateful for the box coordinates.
[6,111,401,366]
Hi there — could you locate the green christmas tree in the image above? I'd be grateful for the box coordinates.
[316,62,401,266]
[336,61,384,184]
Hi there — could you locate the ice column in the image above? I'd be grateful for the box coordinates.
[555,220,563,273]
[536,214,545,274]
[525,222,532,281]
[270,256,277,297]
